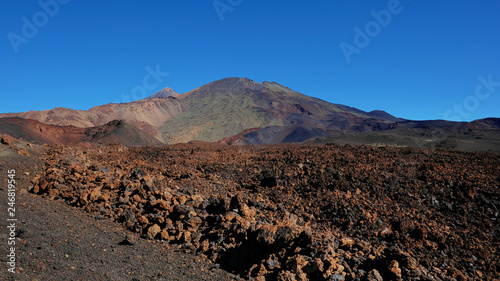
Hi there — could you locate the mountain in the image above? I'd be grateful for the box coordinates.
[0,117,162,147]
[0,98,183,142]
[1,77,499,148]
[147,87,179,99]
[159,77,394,144]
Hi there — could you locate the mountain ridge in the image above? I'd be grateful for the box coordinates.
[1,77,499,148]
[159,77,400,144]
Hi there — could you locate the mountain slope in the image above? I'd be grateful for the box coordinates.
[83,120,164,146]
[160,78,390,144]
[0,117,85,145]
[304,118,500,153]
[0,117,162,147]
[0,97,183,142]
[367,110,405,122]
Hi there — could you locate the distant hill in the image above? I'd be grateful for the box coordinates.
[83,120,164,147]
[0,98,183,142]
[0,117,162,147]
[305,119,500,153]
[367,110,405,122]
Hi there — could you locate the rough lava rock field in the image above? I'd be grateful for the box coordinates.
[6,141,494,281]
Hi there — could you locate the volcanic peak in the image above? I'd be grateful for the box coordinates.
[147,87,180,99]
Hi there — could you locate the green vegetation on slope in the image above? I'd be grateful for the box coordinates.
[158,78,375,144]
[160,90,283,144]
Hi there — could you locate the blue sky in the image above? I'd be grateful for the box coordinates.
[1,0,499,121]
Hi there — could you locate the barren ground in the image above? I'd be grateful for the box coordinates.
[0,144,232,281]
[1,140,499,280]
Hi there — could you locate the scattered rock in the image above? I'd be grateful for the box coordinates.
[17,148,30,156]
[277,271,297,281]
[147,224,161,240]
[366,269,383,281]
[118,237,135,246]
[330,274,345,281]
[0,134,15,146]
[389,260,402,279]
[27,144,500,280]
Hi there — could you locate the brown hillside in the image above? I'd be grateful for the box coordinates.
[0,97,183,142]
[0,117,162,147]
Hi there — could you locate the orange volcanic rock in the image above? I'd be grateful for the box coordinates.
[29,143,500,280]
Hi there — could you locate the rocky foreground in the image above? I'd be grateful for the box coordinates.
[26,143,499,280]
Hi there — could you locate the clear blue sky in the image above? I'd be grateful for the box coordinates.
[2,0,499,121]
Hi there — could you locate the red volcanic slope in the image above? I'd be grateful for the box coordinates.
[0,117,162,147]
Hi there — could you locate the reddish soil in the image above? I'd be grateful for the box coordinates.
[0,118,162,147]
[2,140,499,280]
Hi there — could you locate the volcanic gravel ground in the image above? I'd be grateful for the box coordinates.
[0,143,231,281]
[10,143,500,280]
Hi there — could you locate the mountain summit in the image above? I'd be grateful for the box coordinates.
[147,87,179,99]
[160,77,392,144]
